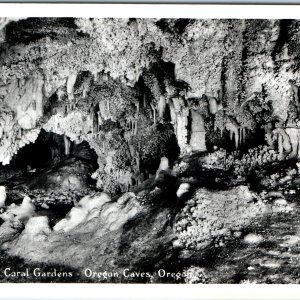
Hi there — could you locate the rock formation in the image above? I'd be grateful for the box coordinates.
[0,186,6,208]
[1,17,300,283]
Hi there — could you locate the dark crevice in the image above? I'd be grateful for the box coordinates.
[272,19,292,71]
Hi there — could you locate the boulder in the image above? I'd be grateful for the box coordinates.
[22,216,52,241]
[0,219,24,244]
[274,198,288,206]
[9,196,35,221]
[243,233,264,244]
[54,192,111,232]
[176,183,191,198]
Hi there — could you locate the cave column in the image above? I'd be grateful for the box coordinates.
[189,110,207,152]
[172,97,189,154]
[176,109,189,154]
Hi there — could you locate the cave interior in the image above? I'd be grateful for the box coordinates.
[0,17,300,283]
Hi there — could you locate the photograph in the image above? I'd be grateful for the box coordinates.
[1,4,300,290]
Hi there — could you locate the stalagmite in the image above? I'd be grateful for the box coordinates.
[57,87,64,101]
[155,157,170,179]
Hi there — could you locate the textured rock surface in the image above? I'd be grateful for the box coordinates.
[1,18,300,283]
[174,186,267,250]
[1,18,300,192]
[5,191,176,280]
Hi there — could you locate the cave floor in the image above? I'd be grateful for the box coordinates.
[1,156,300,283]
[1,192,299,284]
[206,198,300,283]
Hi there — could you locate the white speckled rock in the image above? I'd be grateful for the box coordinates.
[274,198,288,206]
[243,233,264,244]
[176,183,191,198]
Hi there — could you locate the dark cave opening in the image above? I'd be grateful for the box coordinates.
[205,126,266,154]
[9,129,98,172]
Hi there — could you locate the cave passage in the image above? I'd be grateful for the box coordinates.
[9,129,98,172]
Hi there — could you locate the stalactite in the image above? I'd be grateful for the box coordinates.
[129,143,135,158]
[92,105,99,134]
[143,93,146,108]
[135,102,140,117]
[225,119,239,149]
[238,91,259,113]
[169,102,177,126]
[238,127,242,145]
[131,120,133,133]
[66,72,77,112]
[150,103,156,125]
[135,155,140,173]
[158,96,166,119]
[82,76,91,99]
[92,71,98,82]
[229,128,234,141]
[272,128,293,159]
[242,127,246,144]
[234,129,239,149]
[288,80,299,106]
[278,132,283,158]
[208,96,218,115]
[107,100,110,114]
[64,135,71,156]
[134,120,138,135]
[97,111,102,126]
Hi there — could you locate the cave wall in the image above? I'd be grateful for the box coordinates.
[1,18,300,193]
